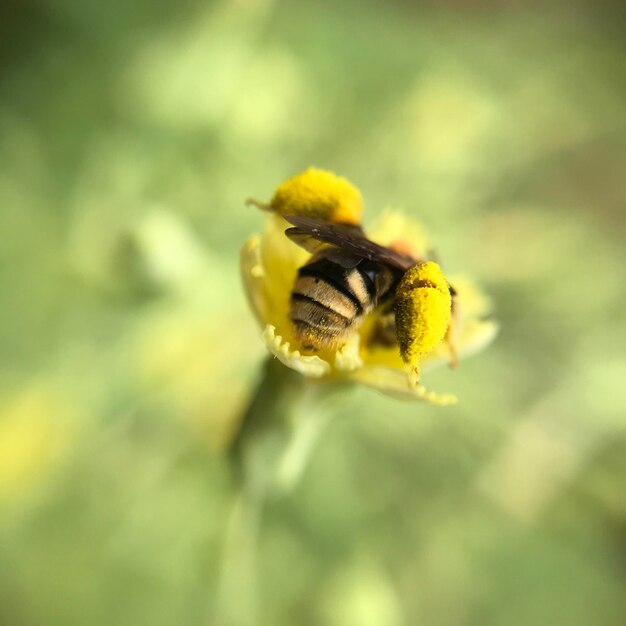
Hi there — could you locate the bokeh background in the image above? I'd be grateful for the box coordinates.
[1,0,624,625]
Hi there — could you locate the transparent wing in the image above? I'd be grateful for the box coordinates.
[284,215,417,272]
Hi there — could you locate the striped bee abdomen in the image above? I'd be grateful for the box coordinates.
[290,255,378,351]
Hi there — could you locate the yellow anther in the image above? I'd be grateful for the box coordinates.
[248,167,363,225]
[394,262,452,386]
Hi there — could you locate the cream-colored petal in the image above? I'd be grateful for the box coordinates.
[240,234,270,326]
[458,319,499,359]
[422,319,499,372]
[334,333,363,372]
[259,215,309,321]
[255,214,312,347]
[447,274,493,318]
[241,214,311,345]
[349,365,458,406]
[262,325,331,378]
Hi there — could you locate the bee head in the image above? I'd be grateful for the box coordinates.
[394,261,452,387]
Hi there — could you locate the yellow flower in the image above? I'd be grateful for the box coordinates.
[241,169,497,405]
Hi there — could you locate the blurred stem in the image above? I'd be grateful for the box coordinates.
[217,357,342,626]
[229,357,311,489]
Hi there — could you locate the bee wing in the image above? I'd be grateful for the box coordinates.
[283,228,331,255]
[285,223,364,268]
[284,215,416,272]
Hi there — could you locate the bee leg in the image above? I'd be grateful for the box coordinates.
[446,290,459,369]
[370,310,397,347]
[408,365,421,389]
[445,323,458,369]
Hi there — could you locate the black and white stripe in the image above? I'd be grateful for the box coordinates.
[290,256,395,350]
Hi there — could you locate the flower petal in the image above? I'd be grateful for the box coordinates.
[259,215,309,340]
[349,365,458,406]
[240,234,270,326]
[262,325,331,378]
[334,333,363,372]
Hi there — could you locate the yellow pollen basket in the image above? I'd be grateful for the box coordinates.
[394,262,452,387]
[261,167,363,225]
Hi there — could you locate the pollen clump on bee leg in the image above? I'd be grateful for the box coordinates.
[261,167,363,225]
[394,262,452,386]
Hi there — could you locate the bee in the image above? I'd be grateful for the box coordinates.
[284,215,457,373]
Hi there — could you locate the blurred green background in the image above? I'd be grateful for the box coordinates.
[1,0,625,625]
